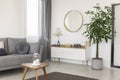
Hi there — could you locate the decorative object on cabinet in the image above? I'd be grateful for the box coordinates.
[64,10,83,32]
[83,4,112,70]
[51,44,85,49]
[53,27,63,46]
[73,44,81,48]
[51,43,89,65]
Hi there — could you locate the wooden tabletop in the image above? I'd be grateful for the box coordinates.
[22,62,49,69]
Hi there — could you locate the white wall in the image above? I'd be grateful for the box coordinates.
[51,0,120,67]
[0,0,26,38]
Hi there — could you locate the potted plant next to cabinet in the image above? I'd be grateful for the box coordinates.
[83,4,112,70]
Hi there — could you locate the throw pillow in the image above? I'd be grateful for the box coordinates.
[0,48,7,56]
[0,41,4,48]
[0,38,8,53]
[15,42,30,54]
[0,42,7,56]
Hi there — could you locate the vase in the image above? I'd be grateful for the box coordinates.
[57,40,60,46]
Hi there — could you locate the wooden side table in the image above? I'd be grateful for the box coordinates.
[22,62,49,80]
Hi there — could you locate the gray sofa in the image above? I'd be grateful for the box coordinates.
[0,38,42,71]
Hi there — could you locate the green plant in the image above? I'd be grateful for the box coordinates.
[83,4,112,58]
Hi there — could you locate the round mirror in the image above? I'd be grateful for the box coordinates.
[64,10,83,32]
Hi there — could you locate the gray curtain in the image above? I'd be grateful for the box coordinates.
[39,0,51,61]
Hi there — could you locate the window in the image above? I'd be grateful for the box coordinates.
[26,0,39,42]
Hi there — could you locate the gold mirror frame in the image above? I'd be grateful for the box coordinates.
[64,10,83,32]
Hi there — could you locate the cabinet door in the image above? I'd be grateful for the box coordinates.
[51,47,86,61]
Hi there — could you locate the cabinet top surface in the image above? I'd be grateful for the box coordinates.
[51,44,86,49]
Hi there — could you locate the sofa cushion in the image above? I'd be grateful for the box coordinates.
[28,42,39,54]
[0,38,8,53]
[15,42,30,54]
[8,38,26,54]
[0,54,21,68]
[18,54,33,63]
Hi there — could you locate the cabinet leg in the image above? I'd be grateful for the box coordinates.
[82,61,84,65]
[58,58,60,62]
[82,61,88,66]
[86,60,88,65]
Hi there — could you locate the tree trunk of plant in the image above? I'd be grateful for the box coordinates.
[96,43,99,58]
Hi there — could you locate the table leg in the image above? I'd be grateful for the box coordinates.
[22,67,28,80]
[42,67,48,80]
[35,69,39,80]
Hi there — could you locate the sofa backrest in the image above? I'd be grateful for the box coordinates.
[8,38,26,54]
[27,42,40,54]
[0,38,41,55]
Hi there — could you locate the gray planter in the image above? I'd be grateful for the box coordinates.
[91,58,103,70]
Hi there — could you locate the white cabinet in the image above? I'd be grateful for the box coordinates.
[51,46,90,65]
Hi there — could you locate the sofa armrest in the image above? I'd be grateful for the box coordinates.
[39,45,43,61]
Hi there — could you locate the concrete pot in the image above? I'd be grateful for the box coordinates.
[91,58,103,70]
